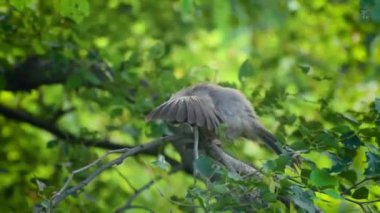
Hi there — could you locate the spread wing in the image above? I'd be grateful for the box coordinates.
[146,96,224,131]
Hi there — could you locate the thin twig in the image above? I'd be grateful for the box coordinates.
[115,165,183,213]
[343,197,369,213]
[343,196,380,205]
[49,135,179,208]
[114,168,137,192]
[120,205,154,213]
[53,148,130,196]
[342,176,379,195]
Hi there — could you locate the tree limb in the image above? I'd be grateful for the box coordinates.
[47,135,179,209]
[0,103,184,172]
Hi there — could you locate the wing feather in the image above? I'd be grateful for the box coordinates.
[175,98,187,122]
[146,95,224,131]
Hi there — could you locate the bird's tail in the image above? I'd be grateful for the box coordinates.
[257,126,283,155]
[245,121,283,155]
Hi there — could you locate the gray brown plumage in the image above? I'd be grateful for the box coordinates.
[146,95,224,131]
[146,83,283,155]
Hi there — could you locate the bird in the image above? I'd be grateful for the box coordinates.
[146,83,283,155]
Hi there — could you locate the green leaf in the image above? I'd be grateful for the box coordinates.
[110,108,123,118]
[181,0,193,14]
[55,0,90,23]
[46,139,60,148]
[339,170,357,184]
[263,154,291,172]
[364,151,380,176]
[341,114,360,126]
[359,127,380,137]
[148,42,165,59]
[9,0,33,10]
[238,59,254,83]
[314,131,339,150]
[35,179,47,192]
[226,171,243,182]
[310,169,337,187]
[187,187,208,209]
[66,74,83,90]
[290,140,310,150]
[194,156,217,178]
[262,191,277,202]
[341,131,361,150]
[375,98,380,113]
[327,153,350,173]
[331,125,351,134]
[211,184,229,194]
[288,185,315,213]
[298,64,311,74]
[352,187,369,199]
[151,155,170,170]
[83,71,101,85]
[301,169,312,184]
[369,0,380,22]
[323,188,341,199]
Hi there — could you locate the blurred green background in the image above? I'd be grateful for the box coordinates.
[0,0,380,212]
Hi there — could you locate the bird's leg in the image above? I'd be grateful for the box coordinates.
[193,126,199,160]
[192,126,200,183]
[206,131,222,147]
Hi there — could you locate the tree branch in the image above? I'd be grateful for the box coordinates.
[47,135,179,209]
[2,55,137,102]
[0,103,184,172]
[2,55,113,92]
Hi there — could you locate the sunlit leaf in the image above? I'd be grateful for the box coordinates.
[323,188,341,199]
[310,169,337,187]
[9,0,33,10]
[55,0,90,23]
[181,0,193,14]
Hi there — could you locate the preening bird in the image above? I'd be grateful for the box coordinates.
[146,83,283,155]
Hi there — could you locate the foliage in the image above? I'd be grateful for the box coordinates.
[0,0,380,212]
